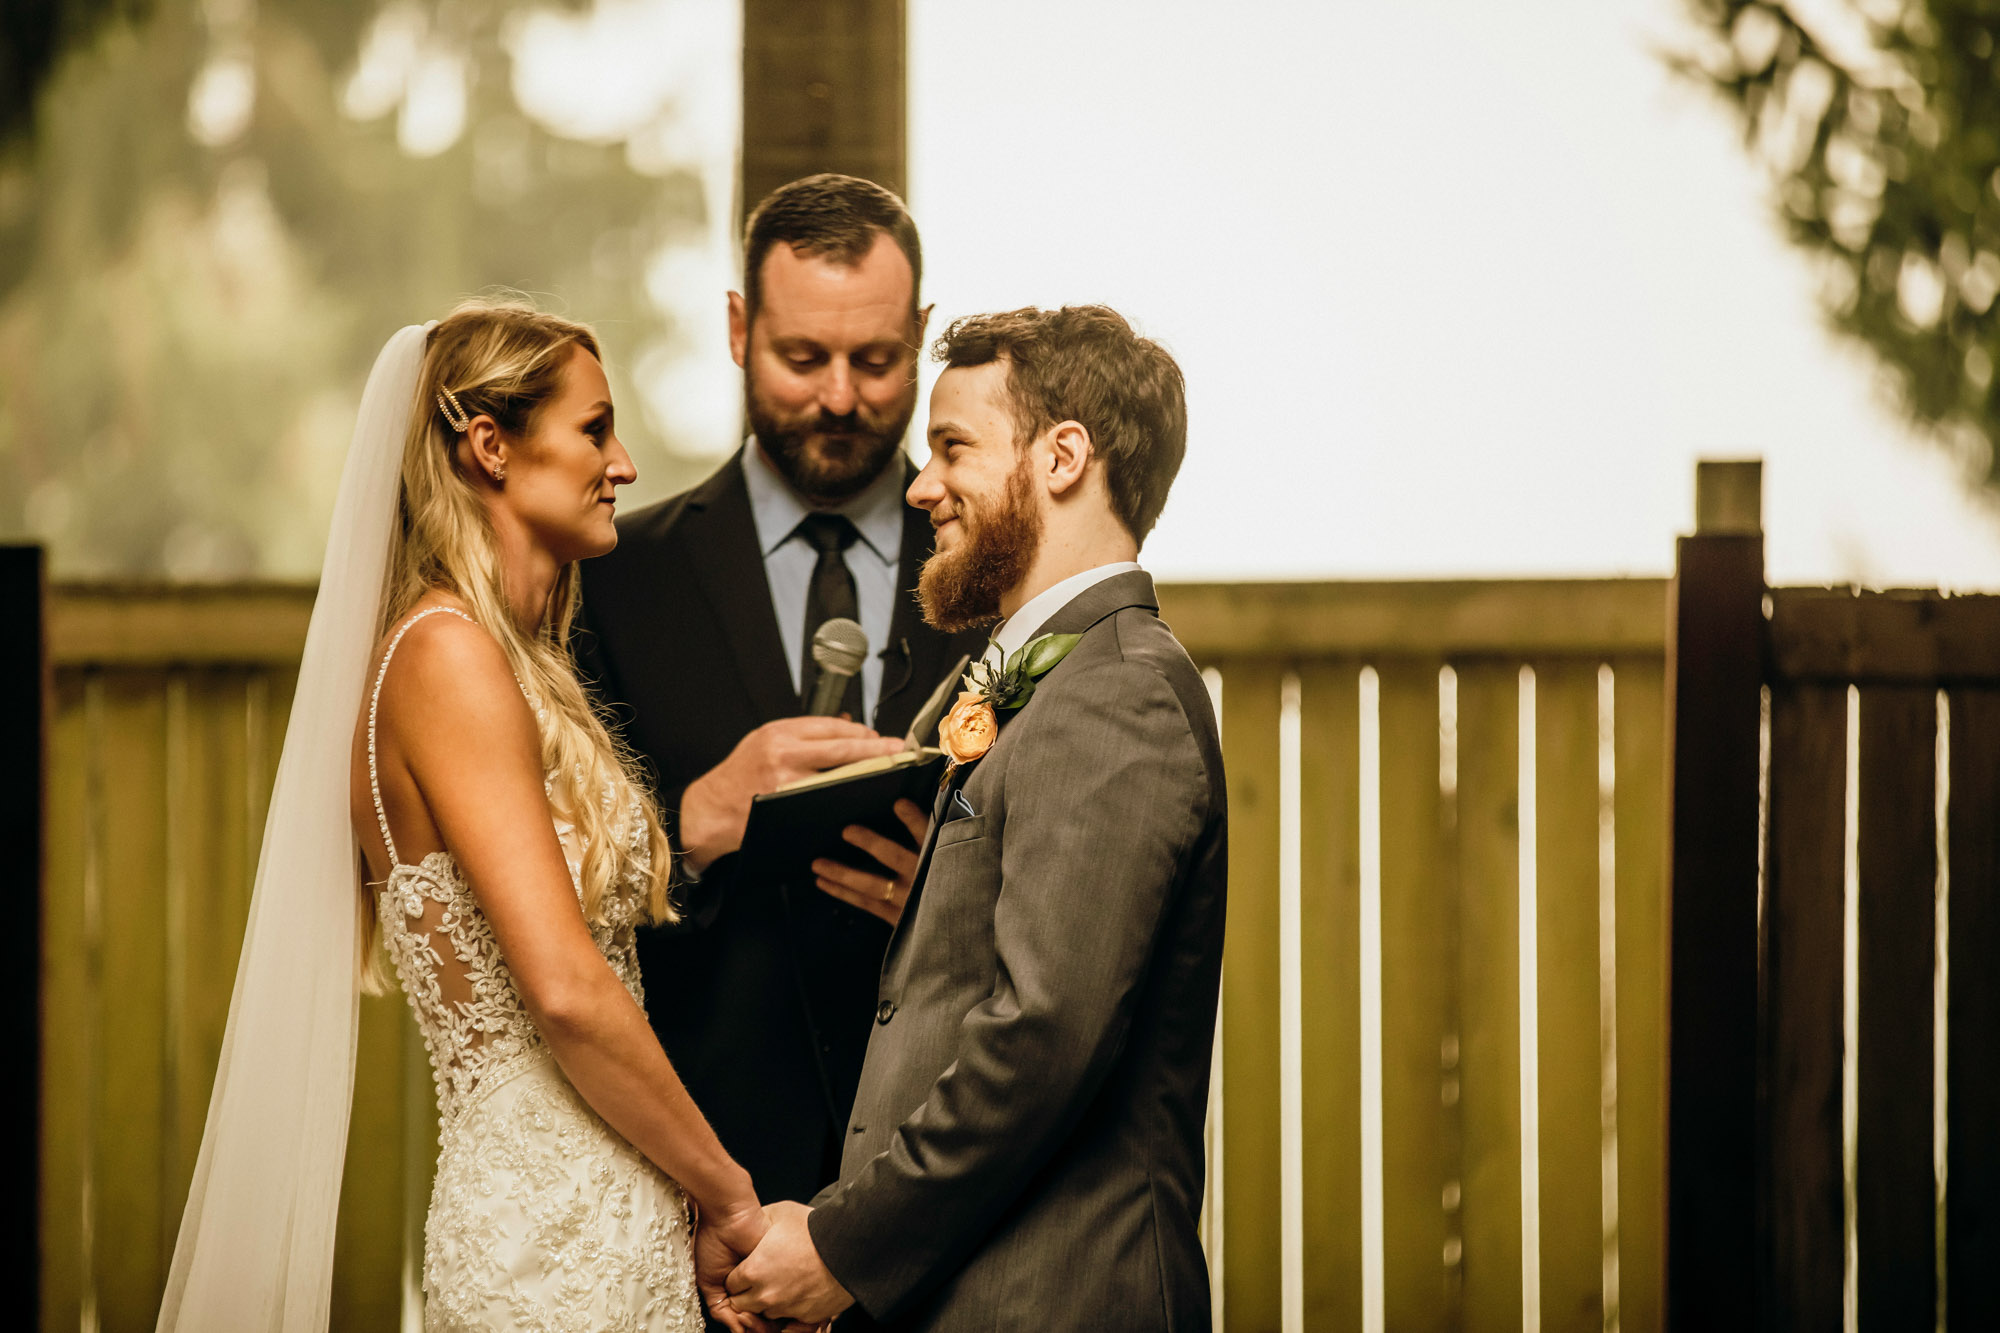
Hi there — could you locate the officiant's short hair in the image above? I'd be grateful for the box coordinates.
[935,305,1187,543]
[742,174,922,319]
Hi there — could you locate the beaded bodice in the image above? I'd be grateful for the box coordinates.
[367,606,653,1125]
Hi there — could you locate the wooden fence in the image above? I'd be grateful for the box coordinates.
[1663,463,2000,1331]
[31,574,1676,1332]
[1177,580,1670,1333]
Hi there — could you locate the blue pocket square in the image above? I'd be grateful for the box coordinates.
[949,788,977,821]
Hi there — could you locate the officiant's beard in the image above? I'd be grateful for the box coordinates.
[917,457,1043,633]
[747,376,913,505]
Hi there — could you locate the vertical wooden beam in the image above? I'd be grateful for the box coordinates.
[3,546,45,1320]
[1763,684,1846,1331]
[1378,660,1453,1332]
[1299,663,1362,1332]
[1219,661,1283,1333]
[40,672,84,1333]
[741,0,907,220]
[1947,688,2000,1328]
[1535,661,1607,1333]
[1612,658,1668,1333]
[1455,663,1523,1333]
[1854,688,1938,1328]
[1663,461,1763,1329]
[94,671,170,1326]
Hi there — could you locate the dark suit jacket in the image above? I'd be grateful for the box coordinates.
[574,448,985,1205]
[808,571,1229,1332]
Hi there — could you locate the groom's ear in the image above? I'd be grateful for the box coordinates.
[1044,420,1092,496]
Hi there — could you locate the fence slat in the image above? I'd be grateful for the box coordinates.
[95,673,171,1327]
[164,673,250,1243]
[335,996,412,1327]
[1455,663,1523,1333]
[1534,662,1605,1332]
[1300,663,1362,1331]
[1611,658,1667,1333]
[1220,661,1283,1333]
[1855,687,1938,1328]
[1764,683,1847,1333]
[1379,660,1453,1332]
[1947,687,2000,1327]
[40,677,88,1333]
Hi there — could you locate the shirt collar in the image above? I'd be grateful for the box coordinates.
[740,439,907,566]
[990,561,1144,663]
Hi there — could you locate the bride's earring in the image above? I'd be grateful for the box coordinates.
[492,462,507,482]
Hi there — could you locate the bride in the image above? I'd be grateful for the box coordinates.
[157,302,768,1331]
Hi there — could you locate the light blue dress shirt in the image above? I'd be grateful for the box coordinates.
[740,442,907,725]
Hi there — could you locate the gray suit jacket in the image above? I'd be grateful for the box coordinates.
[807,571,1228,1332]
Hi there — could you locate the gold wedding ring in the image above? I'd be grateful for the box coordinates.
[882,876,896,901]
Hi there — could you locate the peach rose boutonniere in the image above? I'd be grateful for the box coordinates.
[939,693,999,765]
[940,632,1083,772]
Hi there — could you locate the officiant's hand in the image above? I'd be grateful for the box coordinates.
[727,1201,854,1326]
[812,798,928,925]
[681,718,905,875]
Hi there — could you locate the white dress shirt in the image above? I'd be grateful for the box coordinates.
[987,561,1144,666]
[741,442,907,723]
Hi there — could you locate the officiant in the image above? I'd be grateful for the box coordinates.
[574,174,985,1209]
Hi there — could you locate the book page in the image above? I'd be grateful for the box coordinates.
[777,746,944,794]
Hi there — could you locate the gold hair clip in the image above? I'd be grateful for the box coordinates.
[436,387,471,432]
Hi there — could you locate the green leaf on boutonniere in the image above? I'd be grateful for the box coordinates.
[962,631,1082,715]
[1013,632,1081,680]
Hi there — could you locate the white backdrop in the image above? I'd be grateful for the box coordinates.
[908,0,2000,588]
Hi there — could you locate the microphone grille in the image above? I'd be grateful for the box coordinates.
[811,617,869,675]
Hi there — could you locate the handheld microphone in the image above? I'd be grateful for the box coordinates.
[807,618,869,716]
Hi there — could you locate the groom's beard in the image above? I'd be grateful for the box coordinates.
[917,456,1043,633]
[746,368,913,505]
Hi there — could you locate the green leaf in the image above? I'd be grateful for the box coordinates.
[1017,633,1082,679]
[1002,677,1037,711]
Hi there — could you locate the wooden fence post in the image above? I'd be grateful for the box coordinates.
[742,0,907,220]
[2,545,45,1319]
[1663,462,1763,1328]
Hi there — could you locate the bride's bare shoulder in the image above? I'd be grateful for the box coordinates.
[372,597,530,743]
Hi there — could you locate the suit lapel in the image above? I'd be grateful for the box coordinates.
[676,450,799,721]
[879,571,1161,969]
[1032,569,1159,641]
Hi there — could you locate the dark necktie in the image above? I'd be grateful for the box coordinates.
[795,512,866,721]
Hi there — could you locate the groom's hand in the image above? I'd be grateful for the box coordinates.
[681,718,904,874]
[812,797,929,925]
[726,1201,854,1326]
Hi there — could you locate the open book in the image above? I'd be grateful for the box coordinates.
[734,655,970,885]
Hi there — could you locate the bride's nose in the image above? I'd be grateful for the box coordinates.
[605,436,637,486]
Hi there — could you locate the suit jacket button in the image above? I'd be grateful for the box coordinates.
[875,1000,896,1025]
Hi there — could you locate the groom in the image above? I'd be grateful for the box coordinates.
[726,305,1228,1330]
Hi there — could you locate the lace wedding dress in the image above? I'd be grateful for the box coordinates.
[366,607,702,1332]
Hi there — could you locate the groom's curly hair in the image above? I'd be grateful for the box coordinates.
[934,305,1188,543]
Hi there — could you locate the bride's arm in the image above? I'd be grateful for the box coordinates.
[378,617,764,1240]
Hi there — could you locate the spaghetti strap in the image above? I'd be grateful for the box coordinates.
[367,606,479,867]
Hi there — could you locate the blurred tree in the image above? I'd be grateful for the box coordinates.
[1681,1,2000,498]
[0,0,152,147]
[0,0,733,579]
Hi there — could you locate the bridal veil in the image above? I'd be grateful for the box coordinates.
[157,322,432,1331]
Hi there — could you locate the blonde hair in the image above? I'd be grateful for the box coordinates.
[363,299,675,977]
